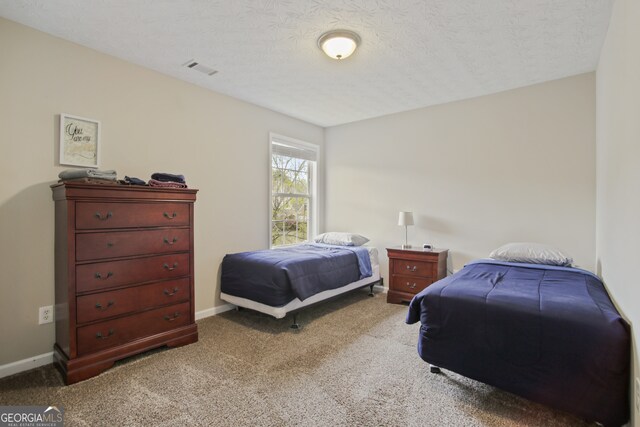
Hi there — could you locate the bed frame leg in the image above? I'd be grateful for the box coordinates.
[368,283,375,297]
[290,313,300,330]
[429,365,441,374]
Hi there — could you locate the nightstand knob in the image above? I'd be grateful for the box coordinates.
[406,265,417,272]
[407,282,417,289]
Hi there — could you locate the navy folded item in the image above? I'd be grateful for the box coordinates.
[124,176,146,185]
[151,172,185,183]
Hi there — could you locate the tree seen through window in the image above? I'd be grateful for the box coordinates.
[271,154,310,246]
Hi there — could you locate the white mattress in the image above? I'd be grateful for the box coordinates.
[221,247,381,319]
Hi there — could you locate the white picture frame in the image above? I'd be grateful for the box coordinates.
[59,113,101,168]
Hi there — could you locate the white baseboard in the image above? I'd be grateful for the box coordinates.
[0,352,53,379]
[195,303,236,320]
[0,305,235,379]
[373,283,388,293]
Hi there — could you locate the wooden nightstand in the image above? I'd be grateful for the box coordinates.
[386,247,448,304]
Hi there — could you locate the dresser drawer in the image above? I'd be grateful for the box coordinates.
[76,253,189,293]
[76,302,191,356]
[392,259,435,278]
[76,228,190,261]
[390,275,434,294]
[76,278,190,324]
[76,202,189,229]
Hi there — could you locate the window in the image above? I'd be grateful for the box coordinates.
[270,134,319,247]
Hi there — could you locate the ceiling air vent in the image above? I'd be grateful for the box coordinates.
[183,59,218,76]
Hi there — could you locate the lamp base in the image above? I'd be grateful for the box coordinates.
[401,244,412,249]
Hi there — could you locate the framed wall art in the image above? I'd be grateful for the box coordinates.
[59,113,101,168]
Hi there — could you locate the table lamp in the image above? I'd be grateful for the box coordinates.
[398,211,414,249]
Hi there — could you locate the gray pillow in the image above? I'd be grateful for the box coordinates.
[313,232,369,247]
[489,242,573,266]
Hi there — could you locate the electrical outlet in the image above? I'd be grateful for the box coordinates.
[636,377,640,414]
[39,305,53,325]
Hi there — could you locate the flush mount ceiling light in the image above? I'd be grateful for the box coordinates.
[317,30,361,60]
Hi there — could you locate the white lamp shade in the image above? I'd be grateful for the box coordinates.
[398,211,414,226]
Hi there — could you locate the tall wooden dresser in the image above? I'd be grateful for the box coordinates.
[51,182,198,384]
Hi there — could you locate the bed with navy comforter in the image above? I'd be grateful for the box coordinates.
[407,259,630,426]
[221,243,373,307]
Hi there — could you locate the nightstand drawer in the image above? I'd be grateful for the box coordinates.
[392,259,434,278]
[391,275,433,294]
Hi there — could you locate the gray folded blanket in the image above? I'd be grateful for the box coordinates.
[58,169,117,181]
[60,177,119,185]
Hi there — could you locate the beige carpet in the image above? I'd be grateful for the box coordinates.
[0,289,593,426]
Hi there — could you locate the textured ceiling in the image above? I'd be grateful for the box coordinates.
[0,0,614,127]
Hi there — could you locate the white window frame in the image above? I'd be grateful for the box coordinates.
[269,133,320,248]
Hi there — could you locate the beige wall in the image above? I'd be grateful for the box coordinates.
[596,0,640,424]
[325,73,596,282]
[0,18,323,366]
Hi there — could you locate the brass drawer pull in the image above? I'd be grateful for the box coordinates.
[406,265,418,272]
[406,282,417,289]
[95,271,113,280]
[164,312,181,322]
[95,211,113,221]
[163,212,178,220]
[163,237,179,245]
[96,329,114,339]
[95,300,115,311]
[163,262,178,271]
[164,287,179,296]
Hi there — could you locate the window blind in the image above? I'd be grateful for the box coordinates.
[272,140,317,162]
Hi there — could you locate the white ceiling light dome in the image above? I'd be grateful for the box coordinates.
[317,30,361,60]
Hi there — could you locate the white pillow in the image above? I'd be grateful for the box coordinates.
[313,232,369,247]
[489,242,573,266]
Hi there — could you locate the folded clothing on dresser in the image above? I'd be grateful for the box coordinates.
[59,177,119,185]
[123,176,146,185]
[151,172,185,184]
[148,179,187,188]
[58,169,117,181]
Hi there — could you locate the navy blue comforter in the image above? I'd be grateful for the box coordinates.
[407,260,630,426]
[221,243,372,306]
